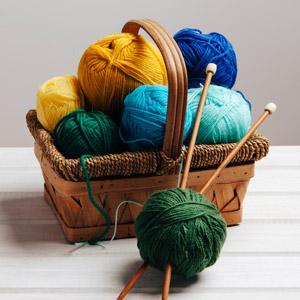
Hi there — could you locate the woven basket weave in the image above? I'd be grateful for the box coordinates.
[26,110,269,181]
[27,18,269,243]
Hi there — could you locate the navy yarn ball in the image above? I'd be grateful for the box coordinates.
[174,28,237,89]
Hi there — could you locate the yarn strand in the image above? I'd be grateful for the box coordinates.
[80,155,111,244]
[109,200,144,243]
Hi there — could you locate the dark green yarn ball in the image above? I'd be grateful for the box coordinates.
[54,109,121,159]
[135,188,227,278]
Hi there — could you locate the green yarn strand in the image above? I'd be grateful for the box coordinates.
[80,155,111,244]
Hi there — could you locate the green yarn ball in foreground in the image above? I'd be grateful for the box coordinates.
[54,109,121,159]
[135,188,227,278]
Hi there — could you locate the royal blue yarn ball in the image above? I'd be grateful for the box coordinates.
[174,28,237,89]
[187,85,252,144]
[120,85,193,151]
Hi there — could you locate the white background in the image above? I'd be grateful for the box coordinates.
[0,0,299,146]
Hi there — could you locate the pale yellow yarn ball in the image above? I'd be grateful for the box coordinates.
[36,75,84,132]
[78,33,168,121]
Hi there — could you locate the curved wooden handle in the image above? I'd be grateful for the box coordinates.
[122,19,188,159]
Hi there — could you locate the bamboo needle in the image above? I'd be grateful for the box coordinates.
[180,63,217,189]
[162,63,217,300]
[200,102,277,195]
[117,262,149,300]
[161,102,277,300]
[117,63,216,300]
[116,70,277,300]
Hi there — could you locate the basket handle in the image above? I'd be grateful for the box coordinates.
[122,19,188,160]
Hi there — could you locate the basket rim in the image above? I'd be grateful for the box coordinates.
[26,109,269,182]
[37,141,255,195]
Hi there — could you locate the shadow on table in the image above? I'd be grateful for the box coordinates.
[118,259,200,296]
[1,194,202,294]
[0,193,67,247]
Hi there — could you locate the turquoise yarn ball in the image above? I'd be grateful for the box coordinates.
[135,188,227,278]
[187,85,252,144]
[120,85,192,151]
[54,109,121,159]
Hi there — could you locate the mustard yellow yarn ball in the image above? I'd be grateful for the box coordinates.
[36,75,84,132]
[78,33,168,121]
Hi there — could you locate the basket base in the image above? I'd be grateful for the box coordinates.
[44,180,244,243]
[37,142,253,243]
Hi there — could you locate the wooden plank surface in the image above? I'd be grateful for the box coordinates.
[0,146,299,299]
[0,222,299,255]
[0,255,300,288]
[1,289,300,300]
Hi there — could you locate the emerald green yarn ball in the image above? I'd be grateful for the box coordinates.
[135,188,227,278]
[54,109,121,159]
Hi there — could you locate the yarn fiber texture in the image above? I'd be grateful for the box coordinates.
[135,188,227,278]
[78,33,168,121]
[174,28,237,89]
[187,85,252,144]
[36,75,83,132]
[54,109,121,159]
[120,85,192,151]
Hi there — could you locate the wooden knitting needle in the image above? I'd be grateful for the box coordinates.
[117,63,217,300]
[180,63,217,189]
[162,102,277,300]
[200,102,277,195]
[117,81,277,300]
[117,261,149,300]
[162,63,217,300]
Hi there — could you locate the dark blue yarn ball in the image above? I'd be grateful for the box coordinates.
[174,28,237,89]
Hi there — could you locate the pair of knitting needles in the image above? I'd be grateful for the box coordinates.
[117,63,276,300]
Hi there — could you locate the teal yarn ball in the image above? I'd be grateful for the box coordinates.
[187,85,252,144]
[135,188,227,278]
[54,109,121,159]
[120,85,192,151]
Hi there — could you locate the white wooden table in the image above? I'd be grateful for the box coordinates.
[0,146,299,300]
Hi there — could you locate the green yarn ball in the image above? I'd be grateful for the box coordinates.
[135,188,227,278]
[54,109,121,159]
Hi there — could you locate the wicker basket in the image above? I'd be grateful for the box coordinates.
[26,19,269,243]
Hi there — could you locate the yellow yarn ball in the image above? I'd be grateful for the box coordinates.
[78,33,168,120]
[36,75,84,132]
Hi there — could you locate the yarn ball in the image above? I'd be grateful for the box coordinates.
[135,188,227,278]
[36,75,83,132]
[120,85,192,151]
[174,28,237,89]
[78,33,168,121]
[54,109,121,159]
[187,85,252,144]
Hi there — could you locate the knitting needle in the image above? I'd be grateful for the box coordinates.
[117,82,277,300]
[117,261,148,300]
[161,102,277,299]
[200,102,277,195]
[180,63,217,189]
[116,63,216,300]
[162,63,217,300]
